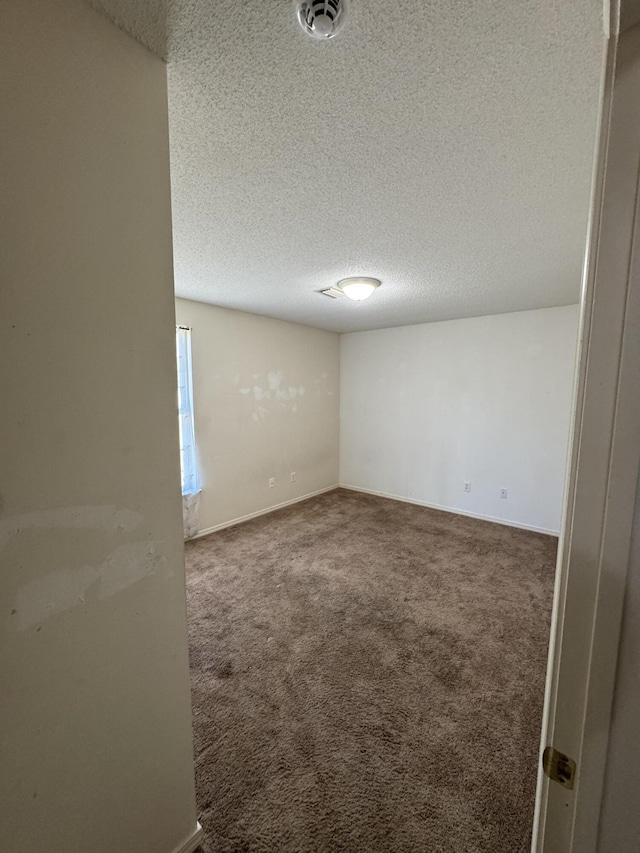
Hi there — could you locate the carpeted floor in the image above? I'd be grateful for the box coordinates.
[185,488,556,853]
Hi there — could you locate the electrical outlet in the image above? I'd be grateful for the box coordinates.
[500,488,508,499]
[290,472,296,483]
[269,477,275,488]
[463,481,471,492]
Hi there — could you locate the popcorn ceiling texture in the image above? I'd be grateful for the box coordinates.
[91,0,603,332]
[89,0,167,57]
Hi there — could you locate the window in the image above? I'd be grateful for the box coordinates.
[176,326,199,495]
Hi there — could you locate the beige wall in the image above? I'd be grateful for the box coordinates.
[0,2,197,852]
[175,299,340,535]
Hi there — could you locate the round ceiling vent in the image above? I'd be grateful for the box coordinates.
[296,0,348,40]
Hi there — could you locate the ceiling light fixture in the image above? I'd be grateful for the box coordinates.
[296,0,348,40]
[338,277,381,301]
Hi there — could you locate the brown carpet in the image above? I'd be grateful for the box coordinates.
[185,488,556,853]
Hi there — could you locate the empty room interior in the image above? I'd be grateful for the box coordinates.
[169,3,599,848]
[3,1,621,853]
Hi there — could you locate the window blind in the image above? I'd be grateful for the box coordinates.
[176,326,200,496]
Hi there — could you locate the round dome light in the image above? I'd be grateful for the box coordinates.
[338,277,381,301]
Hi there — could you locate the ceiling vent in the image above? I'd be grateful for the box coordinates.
[319,286,346,298]
[296,0,348,40]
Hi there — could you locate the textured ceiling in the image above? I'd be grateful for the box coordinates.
[91,0,604,333]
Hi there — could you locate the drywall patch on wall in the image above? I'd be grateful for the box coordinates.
[2,505,161,631]
[13,540,164,631]
[267,370,283,391]
[0,505,142,550]
[238,371,307,423]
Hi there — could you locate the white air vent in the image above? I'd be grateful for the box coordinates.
[296,0,348,40]
[319,287,346,298]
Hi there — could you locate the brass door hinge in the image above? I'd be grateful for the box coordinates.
[543,746,576,790]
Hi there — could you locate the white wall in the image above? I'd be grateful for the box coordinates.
[0,3,197,852]
[340,305,579,534]
[175,299,340,534]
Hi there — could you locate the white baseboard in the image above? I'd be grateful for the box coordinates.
[339,484,559,537]
[170,822,203,853]
[188,485,339,540]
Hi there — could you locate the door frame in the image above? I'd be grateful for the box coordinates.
[533,3,640,851]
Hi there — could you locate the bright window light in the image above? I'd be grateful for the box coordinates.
[176,326,200,496]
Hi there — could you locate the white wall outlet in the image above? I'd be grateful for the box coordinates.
[463,481,471,492]
[290,472,296,483]
[269,477,275,488]
[500,488,508,499]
